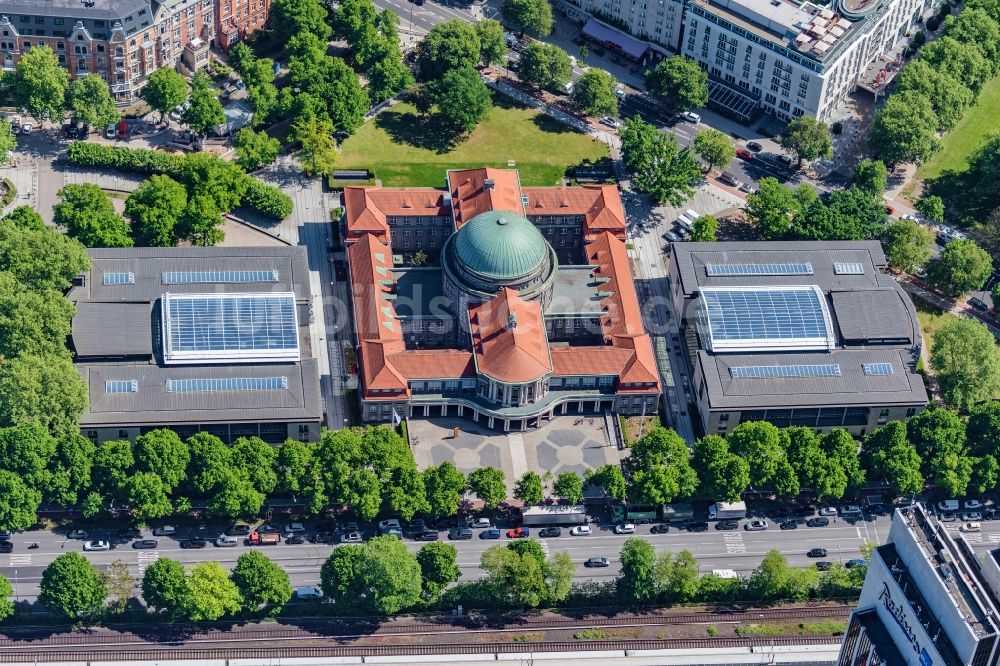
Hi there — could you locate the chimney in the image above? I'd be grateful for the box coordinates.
[483,178,495,191]
[508,312,517,330]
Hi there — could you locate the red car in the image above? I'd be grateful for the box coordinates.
[116,120,128,140]
[506,527,530,539]
[885,204,895,214]
[736,148,755,160]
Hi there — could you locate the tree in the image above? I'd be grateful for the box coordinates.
[53,183,133,248]
[468,467,507,508]
[320,545,367,605]
[0,354,88,436]
[365,37,415,103]
[270,0,331,41]
[0,120,13,166]
[883,219,933,274]
[230,436,277,495]
[142,68,188,124]
[0,575,12,621]
[68,76,119,130]
[783,427,847,500]
[865,424,924,495]
[920,36,992,93]
[134,429,189,492]
[3,206,44,230]
[292,113,338,176]
[476,20,508,68]
[0,273,74,361]
[181,153,248,213]
[182,72,226,135]
[517,42,572,92]
[744,176,799,239]
[49,433,95,508]
[691,435,750,502]
[931,316,1000,410]
[822,429,865,493]
[209,469,266,517]
[416,541,459,599]
[513,471,544,505]
[0,470,41,532]
[184,562,242,621]
[92,439,134,497]
[185,432,231,495]
[177,194,224,247]
[779,116,832,168]
[656,550,700,603]
[644,56,708,111]
[123,473,173,521]
[125,175,188,247]
[12,45,68,120]
[792,186,887,241]
[421,461,464,518]
[727,421,790,492]
[894,59,973,132]
[233,128,280,172]
[618,537,657,602]
[869,91,940,166]
[620,116,700,206]
[853,159,888,198]
[0,221,90,293]
[586,464,626,501]
[386,465,430,520]
[693,129,735,173]
[142,558,189,616]
[429,67,493,133]
[103,560,134,615]
[690,215,718,242]
[943,8,1000,65]
[39,553,106,620]
[623,427,698,504]
[748,550,794,600]
[500,0,553,36]
[329,0,378,46]
[419,20,482,81]
[916,195,945,223]
[927,238,993,298]
[481,540,572,607]
[317,57,370,133]
[360,536,423,614]
[552,471,583,504]
[571,68,619,116]
[81,491,104,519]
[231,551,292,615]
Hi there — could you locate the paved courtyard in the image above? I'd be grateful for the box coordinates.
[408,415,621,493]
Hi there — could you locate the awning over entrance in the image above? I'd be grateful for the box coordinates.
[581,19,648,62]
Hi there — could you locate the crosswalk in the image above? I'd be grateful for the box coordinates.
[137,551,159,575]
[723,532,746,555]
[8,554,31,567]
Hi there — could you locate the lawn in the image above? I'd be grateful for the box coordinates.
[916,301,957,354]
[336,95,609,187]
[916,75,1000,182]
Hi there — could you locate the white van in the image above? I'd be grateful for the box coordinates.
[215,535,239,547]
[685,209,700,222]
[938,499,960,512]
[676,214,694,231]
[152,525,176,536]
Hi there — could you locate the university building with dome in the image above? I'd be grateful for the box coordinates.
[342,168,660,431]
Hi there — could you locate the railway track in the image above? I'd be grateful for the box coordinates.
[0,605,851,651]
[0,636,842,662]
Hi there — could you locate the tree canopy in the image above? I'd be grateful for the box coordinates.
[882,219,933,274]
[779,116,833,167]
[429,67,493,133]
[571,68,619,116]
[12,45,68,121]
[931,316,1000,411]
[39,552,106,620]
[53,184,133,248]
[141,68,189,123]
[868,91,940,165]
[693,129,735,173]
[644,57,708,111]
[500,0,554,36]
[517,42,572,92]
[69,76,119,130]
[620,116,700,206]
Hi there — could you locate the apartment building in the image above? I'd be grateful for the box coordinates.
[0,0,216,102]
[215,0,270,50]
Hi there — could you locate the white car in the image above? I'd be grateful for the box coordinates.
[468,517,492,529]
[600,117,621,129]
[340,531,363,543]
[284,522,305,533]
[961,522,982,533]
[570,525,593,536]
[83,540,110,551]
[744,520,768,531]
[961,512,982,522]
[20,123,32,134]
[215,535,239,547]
[105,123,116,139]
[818,507,838,516]
[613,523,636,534]
[681,111,701,123]
[964,500,983,510]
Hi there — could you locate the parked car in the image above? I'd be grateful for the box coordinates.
[68,530,90,540]
[408,519,428,533]
[152,526,176,536]
[736,148,755,160]
[686,521,709,532]
[961,521,982,533]
[294,586,323,600]
[414,530,439,541]
[20,123,32,134]
[815,561,832,571]
[448,527,473,540]
[745,520,768,531]
[840,504,863,516]
[600,116,621,129]
[132,539,158,549]
[180,538,208,549]
[105,123,116,139]
[584,557,610,568]
[506,527,529,539]
[570,525,593,536]
[681,111,701,123]
[818,507,838,516]
[468,518,492,529]
[0,542,12,553]
[0,531,11,541]
[479,528,501,540]
[965,499,984,510]
[650,524,670,534]
[227,524,252,536]
[779,520,798,530]
[284,523,306,533]
[806,517,830,527]
[613,523,636,535]
[285,534,306,545]
[215,535,239,547]
[961,512,982,521]
[664,230,683,243]
[940,511,958,522]
[807,547,828,558]
[846,558,867,568]
[340,531,363,543]
[538,527,562,538]
[746,141,763,152]
[84,541,110,551]
[777,154,793,166]
[969,298,989,312]
[715,520,739,531]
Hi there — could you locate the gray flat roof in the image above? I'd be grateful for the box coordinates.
[73,302,153,357]
[78,359,322,427]
[831,289,915,344]
[547,265,604,316]
[0,0,147,20]
[698,348,927,410]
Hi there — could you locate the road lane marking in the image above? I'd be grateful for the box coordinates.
[723,532,746,554]
[8,555,31,566]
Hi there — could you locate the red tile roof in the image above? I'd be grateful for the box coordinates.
[348,234,402,344]
[389,350,476,379]
[448,168,524,228]
[522,185,626,240]
[550,345,634,376]
[343,186,448,241]
[468,287,552,383]
[360,339,408,394]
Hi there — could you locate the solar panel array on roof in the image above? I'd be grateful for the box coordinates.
[862,362,894,376]
[166,377,289,392]
[833,262,865,275]
[161,292,300,365]
[698,286,836,352]
[103,272,135,285]
[105,379,138,393]
[162,270,279,284]
[705,263,814,277]
[730,364,841,379]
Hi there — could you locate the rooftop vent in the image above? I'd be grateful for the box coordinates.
[483,178,496,191]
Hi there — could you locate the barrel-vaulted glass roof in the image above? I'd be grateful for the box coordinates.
[697,285,836,353]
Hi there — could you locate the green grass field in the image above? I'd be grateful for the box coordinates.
[336,96,609,187]
[916,75,1000,182]
[916,301,957,353]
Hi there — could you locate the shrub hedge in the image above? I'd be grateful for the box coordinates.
[0,178,15,207]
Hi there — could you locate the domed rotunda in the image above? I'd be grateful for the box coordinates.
[441,210,558,330]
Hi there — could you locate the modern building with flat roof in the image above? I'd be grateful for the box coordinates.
[668,241,927,436]
[342,167,660,431]
[68,247,323,444]
[840,505,1000,665]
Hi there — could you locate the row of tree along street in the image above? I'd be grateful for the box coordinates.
[4,534,864,624]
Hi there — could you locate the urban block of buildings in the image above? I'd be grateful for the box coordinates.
[342,167,660,431]
[557,0,937,120]
[68,247,323,444]
[0,0,269,102]
[668,241,927,436]
[841,505,1000,665]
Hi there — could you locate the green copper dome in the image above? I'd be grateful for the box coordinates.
[452,210,549,279]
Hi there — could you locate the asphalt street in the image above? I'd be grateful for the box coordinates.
[374,0,479,34]
[0,517,887,604]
